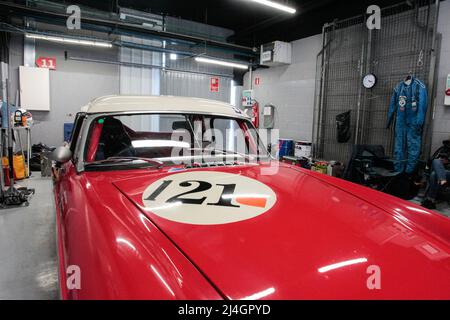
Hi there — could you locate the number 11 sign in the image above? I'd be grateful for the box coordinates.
[36,57,56,70]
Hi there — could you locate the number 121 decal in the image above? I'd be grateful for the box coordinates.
[145,180,240,208]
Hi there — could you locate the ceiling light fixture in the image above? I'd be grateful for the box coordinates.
[249,0,296,14]
[195,57,249,70]
[25,34,113,48]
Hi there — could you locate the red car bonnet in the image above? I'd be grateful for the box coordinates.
[96,163,450,299]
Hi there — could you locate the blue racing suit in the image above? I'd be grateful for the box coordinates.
[387,78,428,173]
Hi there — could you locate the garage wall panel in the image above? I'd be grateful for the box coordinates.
[161,70,231,103]
[161,53,233,103]
[119,37,161,96]
[24,40,120,147]
[432,0,450,152]
[7,34,24,107]
[119,35,162,131]
[243,34,323,141]
[8,32,122,147]
[6,11,236,147]
[244,1,450,161]
[161,17,233,103]
[315,1,438,163]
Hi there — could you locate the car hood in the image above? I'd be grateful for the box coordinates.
[112,163,450,299]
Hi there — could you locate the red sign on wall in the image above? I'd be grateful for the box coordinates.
[36,57,56,70]
[255,77,261,86]
[210,77,219,92]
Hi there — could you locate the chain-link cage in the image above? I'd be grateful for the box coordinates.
[313,0,439,165]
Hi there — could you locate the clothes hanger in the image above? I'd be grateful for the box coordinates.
[404,70,413,85]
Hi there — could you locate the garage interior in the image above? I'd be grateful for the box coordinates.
[0,0,449,300]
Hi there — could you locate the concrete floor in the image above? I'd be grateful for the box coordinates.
[0,176,59,300]
[410,197,450,217]
[410,187,450,218]
[432,203,450,217]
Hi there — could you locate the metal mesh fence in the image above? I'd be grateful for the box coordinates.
[313,0,439,165]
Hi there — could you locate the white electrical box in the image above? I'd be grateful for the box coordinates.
[445,74,450,106]
[19,66,50,111]
[260,41,292,67]
[263,104,275,129]
[242,90,254,107]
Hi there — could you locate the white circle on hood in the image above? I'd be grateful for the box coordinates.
[141,171,277,225]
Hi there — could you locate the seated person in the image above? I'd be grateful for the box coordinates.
[421,153,450,210]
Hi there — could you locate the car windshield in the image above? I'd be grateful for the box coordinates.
[84,113,269,168]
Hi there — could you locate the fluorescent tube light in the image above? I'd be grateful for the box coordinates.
[195,57,249,70]
[249,0,296,14]
[25,34,113,48]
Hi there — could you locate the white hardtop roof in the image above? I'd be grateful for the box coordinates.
[81,95,248,118]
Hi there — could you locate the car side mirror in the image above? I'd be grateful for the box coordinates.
[51,146,72,164]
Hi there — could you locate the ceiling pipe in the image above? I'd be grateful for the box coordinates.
[66,55,234,79]
[0,22,255,67]
[0,0,257,57]
[27,16,258,58]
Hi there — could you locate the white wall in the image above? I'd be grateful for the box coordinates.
[244,0,450,155]
[432,0,450,152]
[6,15,235,147]
[8,34,120,147]
[243,34,322,141]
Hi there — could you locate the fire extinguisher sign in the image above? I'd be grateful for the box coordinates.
[210,77,219,93]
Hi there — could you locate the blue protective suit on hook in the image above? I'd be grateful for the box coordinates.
[387,77,428,173]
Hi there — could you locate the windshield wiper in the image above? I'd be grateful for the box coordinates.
[187,148,259,162]
[86,157,164,168]
[210,149,256,161]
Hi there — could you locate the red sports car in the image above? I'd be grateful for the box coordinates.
[53,95,450,300]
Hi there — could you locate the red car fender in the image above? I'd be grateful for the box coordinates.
[54,164,222,300]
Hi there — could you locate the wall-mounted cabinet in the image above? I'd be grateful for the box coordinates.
[19,66,50,111]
